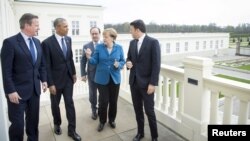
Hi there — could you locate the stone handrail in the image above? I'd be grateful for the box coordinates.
[119,56,250,141]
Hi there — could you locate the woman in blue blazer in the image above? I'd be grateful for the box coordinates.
[85,28,125,132]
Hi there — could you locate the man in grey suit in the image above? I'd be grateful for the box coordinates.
[126,19,161,141]
[80,27,101,120]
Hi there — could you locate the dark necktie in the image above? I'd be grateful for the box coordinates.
[61,37,67,58]
[28,38,36,64]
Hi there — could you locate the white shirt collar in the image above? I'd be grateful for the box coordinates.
[20,32,33,48]
[138,33,146,43]
[55,33,64,40]
[20,32,30,41]
[93,40,101,45]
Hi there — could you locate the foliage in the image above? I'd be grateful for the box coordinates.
[104,23,250,34]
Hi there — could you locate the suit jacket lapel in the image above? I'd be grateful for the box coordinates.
[52,35,65,59]
[17,33,34,65]
[138,35,148,58]
[110,45,117,55]
[103,44,110,56]
[91,42,95,52]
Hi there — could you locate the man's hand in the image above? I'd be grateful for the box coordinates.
[42,82,48,92]
[8,92,22,104]
[147,84,155,95]
[73,75,77,83]
[126,61,133,69]
[81,76,87,82]
[49,85,57,95]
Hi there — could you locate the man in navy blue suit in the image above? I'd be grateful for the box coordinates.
[1,13,47,141]
[126,19,161,141]
[80,27,101,120]
[42,18,81,141]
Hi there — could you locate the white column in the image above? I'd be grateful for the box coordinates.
[0,0,15,141]
[181,56,213,141]
[0,0,9,139]
[0,64,9,141]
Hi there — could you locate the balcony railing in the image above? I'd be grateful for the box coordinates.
[117,56,250,141]
[70,56,250,141]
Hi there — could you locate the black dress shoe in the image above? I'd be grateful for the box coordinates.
[133,134,144,141]
[68,131,81,141]
[54,125,62,135]
[109,122,116,128]
[152,138,158,141]
[97,123,105,132]
[92,112,97,120]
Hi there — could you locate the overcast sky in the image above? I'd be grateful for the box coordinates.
[24,0,250,26]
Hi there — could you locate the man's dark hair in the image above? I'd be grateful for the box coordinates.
[53,18,66,28]
[130,19,146,33]
[19,13,38,29]
[90,26,101,33]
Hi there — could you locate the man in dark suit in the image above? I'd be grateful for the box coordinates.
[126,19,161,141]
[1,13,47,141]
[80,27,101,120]
[41,18,81,141]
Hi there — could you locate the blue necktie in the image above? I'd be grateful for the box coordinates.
[28,38,36,64]
[61,38,67,58]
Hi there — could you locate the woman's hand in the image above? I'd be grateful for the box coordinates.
[85,48,92,59]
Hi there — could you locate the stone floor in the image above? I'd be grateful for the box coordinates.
[27,97,188,141]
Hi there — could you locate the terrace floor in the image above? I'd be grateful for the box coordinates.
[28,96,188,141]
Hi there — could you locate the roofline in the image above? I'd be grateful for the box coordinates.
[14,0,103,8]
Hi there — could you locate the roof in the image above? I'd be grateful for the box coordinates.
[14,0,103,7]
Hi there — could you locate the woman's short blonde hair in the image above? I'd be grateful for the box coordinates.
[103,28,117,40]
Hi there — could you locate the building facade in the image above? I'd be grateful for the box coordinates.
[0,0,104,140]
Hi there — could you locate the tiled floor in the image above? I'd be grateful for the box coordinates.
[33,97,187,141]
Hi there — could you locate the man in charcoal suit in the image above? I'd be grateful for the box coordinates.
[42,18,81,141]
[80,27,101,120]
[1,13,47,141]
[126,19,161,141]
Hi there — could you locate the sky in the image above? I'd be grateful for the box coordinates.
[23,0,250,26]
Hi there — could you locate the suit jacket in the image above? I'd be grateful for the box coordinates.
[42,35,76,89]
[127,35,161,88]
[1,33,47,100]
[88,43,125,85]
[80,41,97,81]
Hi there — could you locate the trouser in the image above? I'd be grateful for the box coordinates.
[50,76,76,133]
[130,80,158,138]
[88,78,98,113]
[97,77,120,124]
[7,92,40,141]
